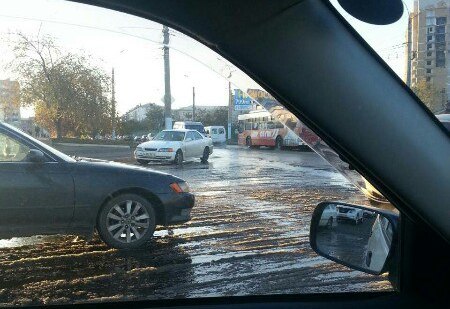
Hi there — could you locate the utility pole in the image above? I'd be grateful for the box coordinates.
[406,14,412,87]
[227,81,233,140]
[111,68,116,139]
[192,86,196,121]
[163,26,172,130]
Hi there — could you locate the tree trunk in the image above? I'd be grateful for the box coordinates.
[56,118,62,139]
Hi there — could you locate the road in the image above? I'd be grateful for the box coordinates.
[0,145,392,306]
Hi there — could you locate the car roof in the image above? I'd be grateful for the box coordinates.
[174,121,203,125]
[163,129,194,132]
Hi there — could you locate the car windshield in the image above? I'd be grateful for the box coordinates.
[154,131,185,141]
[0,0,419,306]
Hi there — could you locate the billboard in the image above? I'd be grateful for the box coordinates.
[234,89,252,111]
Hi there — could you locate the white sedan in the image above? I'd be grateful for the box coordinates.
[135,129,213,165]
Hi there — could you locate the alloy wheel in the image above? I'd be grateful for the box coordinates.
[105,200,150,244]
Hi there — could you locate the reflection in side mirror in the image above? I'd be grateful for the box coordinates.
[27,149,45,163]
[310,202,398,275]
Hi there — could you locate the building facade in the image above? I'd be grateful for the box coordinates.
[123,103,158,122]
[0,79,20,125]
[406,0,450,112]
[174,105,227,121]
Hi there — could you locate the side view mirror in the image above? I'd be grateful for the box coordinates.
[26,149,46,163]
[310,201,398,275]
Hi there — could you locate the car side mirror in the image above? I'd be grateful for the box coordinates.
[26,149,46,163]
[310,202,398,275]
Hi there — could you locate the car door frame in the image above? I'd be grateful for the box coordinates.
[40,0,450,306]
[192,130,205,156]
[0,126,75,237]
[183,131,197,159]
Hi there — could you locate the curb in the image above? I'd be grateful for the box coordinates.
[53,143,131,149]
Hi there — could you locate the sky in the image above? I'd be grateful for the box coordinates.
[0,0,414,117]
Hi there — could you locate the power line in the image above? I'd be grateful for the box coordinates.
[0,13,164,45]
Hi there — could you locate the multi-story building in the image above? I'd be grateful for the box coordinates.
[0,79,20,124]
[123,103,159,122]
[405,0,450,112]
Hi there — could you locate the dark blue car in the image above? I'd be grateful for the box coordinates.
[0,122,194,249]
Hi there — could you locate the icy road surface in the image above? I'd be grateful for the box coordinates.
[0,146,391,306]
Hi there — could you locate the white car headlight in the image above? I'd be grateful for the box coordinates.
[158,148,174,152]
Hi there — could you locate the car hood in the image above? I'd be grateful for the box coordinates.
[137,140,182,149]
[73,157,179,179]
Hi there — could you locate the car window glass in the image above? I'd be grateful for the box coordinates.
[154,131,185,141]
[0,132,30,162]
[0,0,398,306]
[193,131,203,140]
[185,132,195,141]
[330,0,450,120]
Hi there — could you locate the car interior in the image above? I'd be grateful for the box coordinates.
[60,0,449,307]
[0,0,448,308]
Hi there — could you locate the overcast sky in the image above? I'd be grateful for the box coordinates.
[0,0,413,117]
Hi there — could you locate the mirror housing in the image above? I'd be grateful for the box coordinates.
[310,201,398,275]
[337,0,403,25]
[26,149,46,163]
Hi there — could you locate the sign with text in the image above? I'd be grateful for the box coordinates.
[234,89,252,111]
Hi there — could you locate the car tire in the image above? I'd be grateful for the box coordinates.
[137,159,148,165]
[174,150,183,165]
[246,136,252,147]
[201,147,210,163]
[275,136,283,150]
[97,194,156,250]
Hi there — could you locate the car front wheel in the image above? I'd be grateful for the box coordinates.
[97,194,156,249]
[201,147,210,163]
[174,150,183,165]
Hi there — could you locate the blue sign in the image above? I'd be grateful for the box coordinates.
[234,89,252,111]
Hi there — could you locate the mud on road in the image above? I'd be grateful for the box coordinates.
[0,146,392,306]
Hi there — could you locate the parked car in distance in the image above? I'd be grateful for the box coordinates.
[173,121,206,135]
[205,126,226,144]
[364,214,393,272]
[318,204,337,228]
[363,210,376,218]
[0,122,195,250]
[337,205,364,224]
[436,114,450,132]
[141,135,149,142]
[133,136,141,143]
[135,129,213,165]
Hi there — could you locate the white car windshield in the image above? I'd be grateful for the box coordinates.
[154,131,185,141]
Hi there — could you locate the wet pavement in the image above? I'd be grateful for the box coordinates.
[0,145,392,306]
